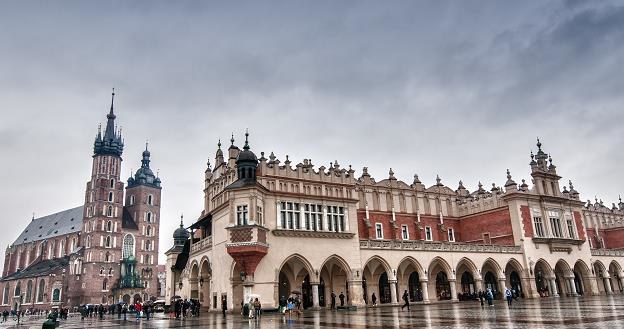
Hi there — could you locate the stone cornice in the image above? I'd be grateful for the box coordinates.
[271,229,355,239]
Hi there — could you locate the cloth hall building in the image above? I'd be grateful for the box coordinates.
[1,92,161,311]
[167,135,624,311]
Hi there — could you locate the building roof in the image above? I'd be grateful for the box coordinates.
[12,206,83,247]
[1,257,70,281]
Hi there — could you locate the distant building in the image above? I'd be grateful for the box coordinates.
[1,91,161,311]
[167,135,624,311]
[157,265,166,298]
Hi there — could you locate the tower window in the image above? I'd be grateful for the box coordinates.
[147,195,153,206]
[146,212,152,223]
[236,205,248,226]
[129,195,135,205]
[106,221,113,232]
[108,192,113,202]
[110,179,115,189]
[105,236,111,248]
[146,226,152,236]
[107,206,113,217]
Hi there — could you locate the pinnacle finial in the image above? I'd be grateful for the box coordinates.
[536,137,542,151]
[217,139,222,149]
[145,140,149,151]
[110,87,115,115]
[180,214,184,227]
[619,195,622,203]
[243,129,250,150]
[506,169,511,179]
[231,133,235,146]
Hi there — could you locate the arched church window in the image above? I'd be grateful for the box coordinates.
[129,195,135,205]
[147,195,153,205]
[37,280,45,303]
[110,179,115,188]
[108,192,114,202]
[105,236,111,248]
[122,234,135,259]
[106,221,113,232]
[146,226,152,236]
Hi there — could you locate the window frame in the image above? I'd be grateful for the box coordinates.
[375,223,383,239]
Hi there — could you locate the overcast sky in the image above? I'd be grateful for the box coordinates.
[1,0,623,266]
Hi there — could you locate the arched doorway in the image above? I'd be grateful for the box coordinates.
[133,294,141,303]
[321,256,351,307]
[609,261,623,293]
[573,272,583,295]
[379,272,391,304]
[534,260,554,297]
[505,259,524,298]
[436,272,451,300]
[408,272,422,302]
[199,259,211,307]
[278,255,314,309]
[484,272,498,295]
[593,261,610,294]
[123,294,131,303]
[362,257,391,305]
[555,260,573,296]
[189,262,199,299]
[460,272,475,297]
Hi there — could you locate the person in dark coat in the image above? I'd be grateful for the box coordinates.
[339,292,345,307]
[330,292,336,309]
[221,297,227,317]
[401,290,410,310]
[371,293,377,306]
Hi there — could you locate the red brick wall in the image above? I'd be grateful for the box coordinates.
[573,211,586,241]
[356,211,461,242]
[458,207,514,246]
[520,205,533,237]
[602,228,624,249]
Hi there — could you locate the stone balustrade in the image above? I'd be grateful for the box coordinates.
[190,236,213,254]
[359,239,522,254]
[591,248,624,257]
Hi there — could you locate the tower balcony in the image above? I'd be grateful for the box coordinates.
[225,225,269,278]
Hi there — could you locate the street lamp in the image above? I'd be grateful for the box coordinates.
[199,275,204,288]
[240,271,247,282]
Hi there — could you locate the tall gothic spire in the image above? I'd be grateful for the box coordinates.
[94,88,124,157]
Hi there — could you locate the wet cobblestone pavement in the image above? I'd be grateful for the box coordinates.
[4,295,624,328]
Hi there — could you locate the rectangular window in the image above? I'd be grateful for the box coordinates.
[425,226,432,241]
[327,206,345,232]
[550,216,563,238]
[375,223,383,239]
[256,205,263,225]
[236,205,248,226]
[448,228,455,242]
[280,202,300,230]
[533,216,545,237]
[401,225,409,240]
[304,204,323,231]
[566,216,576,239]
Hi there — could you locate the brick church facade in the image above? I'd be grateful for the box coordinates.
[167,135,624,311]
[1,91,161,311]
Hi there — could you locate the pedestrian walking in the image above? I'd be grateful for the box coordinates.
[371,293,377,306]
[401,290,410,310]
[505,287,513,306]
[330,291,336,309]
[486,288,494,306]
[253,298,262,318]
[339,292,345,307]
[221,297,227,317]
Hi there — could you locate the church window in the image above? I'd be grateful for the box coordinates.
[52,289,60,302]
[25,281,32,303]
[2,285,8,305]
[145,240,151,251]
[108,192,114,202]
[146,212,152,223]
[147,195,153,205]
[14,282,21,297]
[105,236,112,248]
[102,279,108,291]
[122,234,135,259]
[129,195,135,205]
[107,221,113,232]
[107,206,113,217]
[37,280,45,303]
[146,226,152,236]
[236,205,248,226]
[86,235,92,248]
[110,179,115,188]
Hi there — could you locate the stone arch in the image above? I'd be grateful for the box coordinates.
[608,261,623,293]
[397,256,425,302]
[455,257,478,299]
[481,259,503,297]
[189,261,200,300]
[482,258,503,276]
[456,257,479,278]
[533,259,554,297]
[198,257,211,306]
[279,254,315,309]
[554,259,573,296]
[362,255,393,305]
[573,260,592,295]
[428,257,453,301]
[504,258,524,297]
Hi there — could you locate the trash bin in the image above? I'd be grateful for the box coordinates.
[42,319,56,329]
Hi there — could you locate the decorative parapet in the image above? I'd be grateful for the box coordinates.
[272,229,355,239]
[190,236,213,254]
[359,239,522,254]
[591,248,624,257]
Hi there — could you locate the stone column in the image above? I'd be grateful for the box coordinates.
[420,280,430,303]
[475,278,484,292]
[604,277,613,295]
[568,277,578,296]
[312,284,320,309]
[498,278,507,298]
[588,276,600,295]
[449,279,458,302]
[389,280,398,304]
[549,278,559,297]
[619,277,624,294]
[348,280,366,307]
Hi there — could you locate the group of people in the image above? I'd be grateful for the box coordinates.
[241,298,262,318]
[172,298,201,319]
[79,301,155,321]
[329,291,346,309]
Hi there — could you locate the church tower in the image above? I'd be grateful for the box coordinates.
[79,89,126,304]
[124,143,162,300]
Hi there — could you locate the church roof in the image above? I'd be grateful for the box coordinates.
[1,256,70,281]
[12,206,83,247]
